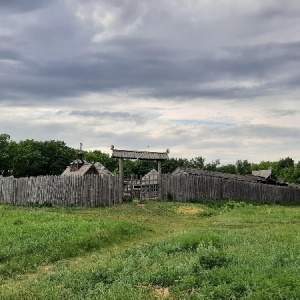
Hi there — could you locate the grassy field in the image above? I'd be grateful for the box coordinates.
[1,200,300,299]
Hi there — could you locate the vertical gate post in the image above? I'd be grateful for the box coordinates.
[119,158,123,203]
[158,160,162,199]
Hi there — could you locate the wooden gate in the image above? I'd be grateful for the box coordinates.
[123,176,159,200]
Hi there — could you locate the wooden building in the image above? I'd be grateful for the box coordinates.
[142,169,159,185]
[111,146,169,201]
[61,149,113,177]
[61,160,113,176]
[172,167,287,186]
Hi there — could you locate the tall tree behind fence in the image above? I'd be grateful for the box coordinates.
[160,174,300,204]
[0,175,120,207]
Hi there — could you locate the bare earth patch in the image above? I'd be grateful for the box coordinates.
[137,285,170,298]
[176,206,204,215]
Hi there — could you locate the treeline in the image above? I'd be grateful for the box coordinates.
[1,134,300,183]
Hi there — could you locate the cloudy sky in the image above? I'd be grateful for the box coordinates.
[1,0,300,164]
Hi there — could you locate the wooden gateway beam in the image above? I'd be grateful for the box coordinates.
[111,146,169,202]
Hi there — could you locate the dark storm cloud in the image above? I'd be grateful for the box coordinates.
[2,39,300,103]
[0,0,300,104]
[1,0,300,163]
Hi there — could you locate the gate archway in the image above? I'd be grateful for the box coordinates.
[111,146,169,201]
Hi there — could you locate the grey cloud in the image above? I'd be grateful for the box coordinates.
[1,0,300,104]
[257,1,300,19]
[215,124,300,140]
[0,49,22,61]
[63,110,151,125]
[94,130,185,151]
[1,0,300,165]
[4,40,299,103]
[268,109,300,117]
[0,0,50,13]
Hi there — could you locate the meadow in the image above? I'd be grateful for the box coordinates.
[1,200,300,299]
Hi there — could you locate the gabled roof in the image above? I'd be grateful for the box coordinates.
[61,161,113,176]
[171,167,267,184]
[111,149,169,160]
[143,169,159,179]
[171,167,287,186]
[93,162,114,176]
[142,169,159,184]
[252,170,272,179]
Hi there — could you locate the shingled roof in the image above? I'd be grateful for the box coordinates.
[252,170,272,179]
[171,167,265,183]
[171,167,287,186]
[111,149,169,160]
[61,160,113,176]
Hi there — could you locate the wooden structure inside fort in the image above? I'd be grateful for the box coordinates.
[111,146,169,201]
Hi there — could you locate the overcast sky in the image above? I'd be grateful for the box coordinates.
[1,0,300,165]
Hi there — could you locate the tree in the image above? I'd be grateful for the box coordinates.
[10,140,45,177]
[251,161,274,172]
[189,156,205,169]
[84,150,118,172]
[217,164,236,174]
[236,159,252,175]
[9,139,77,177]
[205,159,220,171]
[40,141,77,175]
[162,157,190,173]
[0,134,12,175]
[130,160,157,177]
[274,157,296,183]
[277,157,294,170]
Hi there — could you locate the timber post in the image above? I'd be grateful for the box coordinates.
[119,157,123,203]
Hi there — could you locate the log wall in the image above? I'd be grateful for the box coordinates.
[0,175,120,207]
[160,174,300,204]
[0,174,300,207]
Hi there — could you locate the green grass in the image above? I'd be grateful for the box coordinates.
[0,205,146,279]
[1,201,300,299]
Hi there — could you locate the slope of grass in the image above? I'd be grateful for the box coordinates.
[0,205,147,279]
[1,201,300,299]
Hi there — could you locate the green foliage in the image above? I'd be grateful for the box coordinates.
[189,156,206,169]
[132,198,140,205]
[2,133,300,184]
[84,150,118,172]
[220,200,249,212]
[205,159,220,171]
[130,160,157,177]
[0,134,13,176]
[217,163,236,174]
[0,135,77,177]
[162,157,190,173]
[277,157,295,170]
[236,159,252,175]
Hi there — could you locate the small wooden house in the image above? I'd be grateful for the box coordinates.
[142,169,159,185]
[251,169,286,185]
[61,159,113,177]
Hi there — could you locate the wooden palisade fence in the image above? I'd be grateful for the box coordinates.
[0,174,300,207]
[160,174,300,204]
[0,175,120,207]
